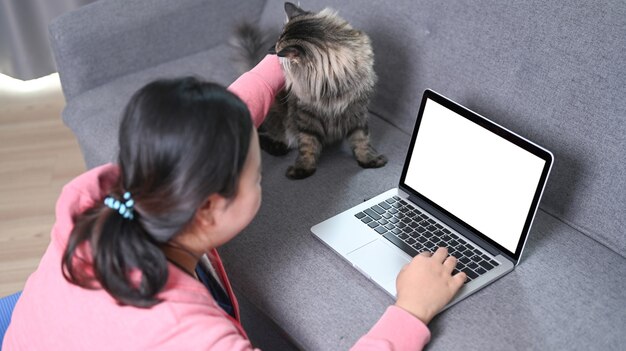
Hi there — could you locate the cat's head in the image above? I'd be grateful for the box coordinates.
[272,2,364,66]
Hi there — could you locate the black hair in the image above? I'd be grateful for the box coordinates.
[62,77,253,307]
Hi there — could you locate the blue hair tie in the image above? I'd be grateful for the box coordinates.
[104,191,135,220]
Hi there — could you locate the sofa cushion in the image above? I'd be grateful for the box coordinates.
[258,0,626,258]
[218,114,626,350]
[61,43,240,169]
[49,0,266,102]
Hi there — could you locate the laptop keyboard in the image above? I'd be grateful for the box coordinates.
[355,196,500,284]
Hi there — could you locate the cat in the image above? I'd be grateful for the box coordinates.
[231,2,387,179]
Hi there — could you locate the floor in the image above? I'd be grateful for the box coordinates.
[0,74,85,296]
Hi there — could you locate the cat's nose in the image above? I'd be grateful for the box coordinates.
[268,45,277,55]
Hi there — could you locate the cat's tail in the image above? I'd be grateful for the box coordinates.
[230,22,274,74]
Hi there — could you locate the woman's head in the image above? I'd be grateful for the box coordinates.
[118,77,254,241]
[63,77,258,307]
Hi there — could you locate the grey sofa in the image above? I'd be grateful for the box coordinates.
[49,0,625,349]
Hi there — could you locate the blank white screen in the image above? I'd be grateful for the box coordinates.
[405,99,546,253]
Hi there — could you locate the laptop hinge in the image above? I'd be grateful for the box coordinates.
[399,187,502,257]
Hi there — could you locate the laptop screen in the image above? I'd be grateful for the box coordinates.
[401,91,552,259]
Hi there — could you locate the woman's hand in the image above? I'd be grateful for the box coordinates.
[394,247,466,324]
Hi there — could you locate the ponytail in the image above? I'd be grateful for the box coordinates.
[62,195,168,308]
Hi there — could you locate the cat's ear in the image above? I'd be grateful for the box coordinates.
[285,2,307,20]
[277,45,301,58]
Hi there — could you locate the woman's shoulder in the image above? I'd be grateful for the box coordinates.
[58,163,120,212]
[50,163,119,247]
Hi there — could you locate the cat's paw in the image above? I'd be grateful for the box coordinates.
[259,134,290,156]
[357,154,388,168]
[286,166,316,179]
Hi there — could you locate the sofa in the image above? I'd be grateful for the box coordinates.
[48,0,625,349]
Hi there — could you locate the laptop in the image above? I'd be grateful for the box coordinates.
[311,89,553,309]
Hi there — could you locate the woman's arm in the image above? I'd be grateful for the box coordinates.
[350,306,431,350]
[351,248,466,350]
[228,55,285,128]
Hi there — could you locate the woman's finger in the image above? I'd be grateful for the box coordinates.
[452,271,467,289]
[443,255,457,273]
[432,247,448,262]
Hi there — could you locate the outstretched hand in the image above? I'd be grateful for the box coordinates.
[394,247,467,324]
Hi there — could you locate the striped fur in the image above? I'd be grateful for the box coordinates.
[232,2,387,179]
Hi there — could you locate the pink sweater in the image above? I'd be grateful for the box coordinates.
[3,56,430,350]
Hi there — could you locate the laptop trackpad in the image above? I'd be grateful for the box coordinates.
[347,239,410,291]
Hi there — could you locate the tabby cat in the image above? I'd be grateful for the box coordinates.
[232,2,387,179]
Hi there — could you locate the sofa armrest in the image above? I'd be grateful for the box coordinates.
[48,0,267,102]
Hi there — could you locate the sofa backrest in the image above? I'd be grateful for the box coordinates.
[260,0,626,257]
[49,0,267,102]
